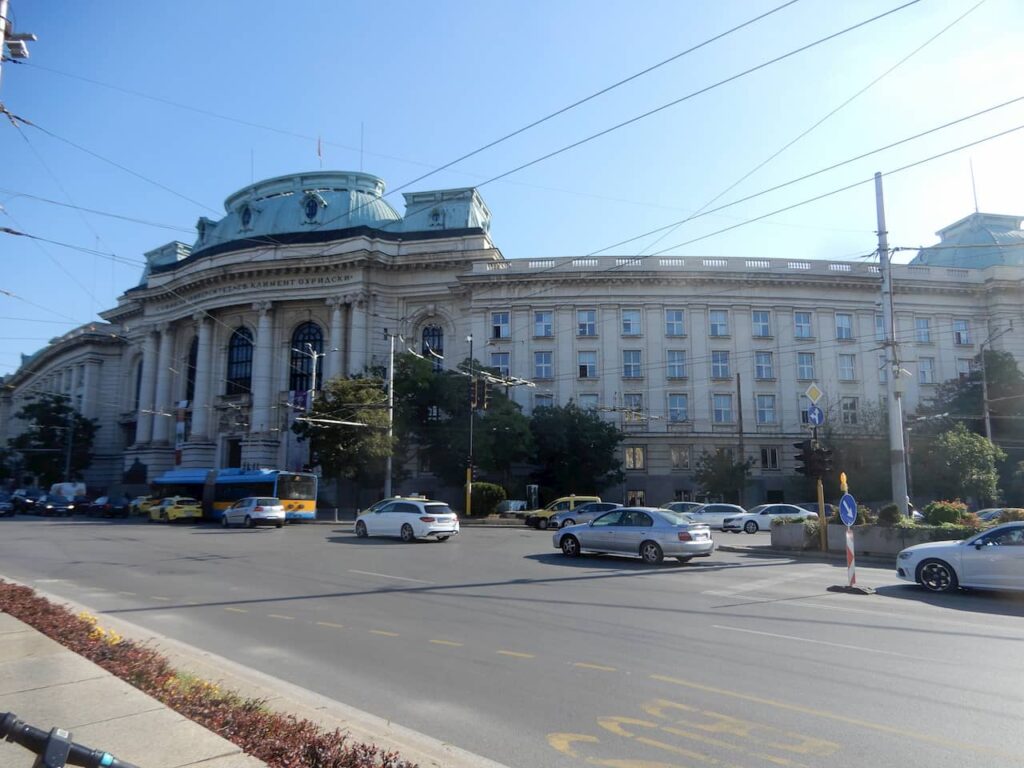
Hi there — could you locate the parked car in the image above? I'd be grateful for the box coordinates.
[523,495,602,529]
[222,497,286,528]
[0,493,14,517]
[687,503,748,531]
[129,495,159,516]
[36,493,76,517]
[722,503,817,534]
[354,497,459,542]
[896,521,1024,592]
[661,501,703,515]
[976,508,1009,523]
[150,496,202,523]
[549,502,622,529]
[553,507,715,564]
[87,496,131,518]
[11,488,43,513]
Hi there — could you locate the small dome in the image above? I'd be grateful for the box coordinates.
[911,212,1024,268]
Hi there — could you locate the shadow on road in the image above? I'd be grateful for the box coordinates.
[872,583,1024,618]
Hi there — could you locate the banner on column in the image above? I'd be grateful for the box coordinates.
[285,390,310,472]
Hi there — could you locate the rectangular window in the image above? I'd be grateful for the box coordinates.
[957,358,973,380]
[577,309,597,337]
[668,394,689,422]
[623,350,642,378]
[835,313,853,340]
[756,394,776,424]
[626,490,647,506]
[799,395,811,424]
[915,317,931,343]
[709,310,729,337]
[578,393,599,410]
[578,351,597,378]
[670,446,690,470]
[841,397,859,425]
[621,309,642,336]
[752,310,771,338]
[534,393,553,409]
[711,350,730,379]
[839,353,856,381]
[665,309,685,336]
[919,356,935,384]
[755,351,774,380]
[794,311,813,339]
[797,352,815,380]
[713,394,733,423]
[534,310,553,337]
[534,351,553,380]
[625,446,646,470]
[878,353,888,383]
[667,350,687,378]
[954,319,970,345]
[760,447,779,470]
[490,352,510,376]
[874,314,886,341]
[623,393,643,422]
[491,311,510,339]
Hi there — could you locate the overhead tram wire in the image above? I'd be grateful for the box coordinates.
[0,227,142,266]
[0,189,196,234]
[633,0,990,258]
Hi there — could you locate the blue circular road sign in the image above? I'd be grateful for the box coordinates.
[839,493,858,526]
[807,405,824,426]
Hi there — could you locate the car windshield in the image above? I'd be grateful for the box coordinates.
[747,506,768,514]
[659,510,697,524]
[424,504,454,516]
[257,498,279,506]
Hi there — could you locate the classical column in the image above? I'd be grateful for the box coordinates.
[81,360,99,420]
[326,296,345,381]
[152,323,176,443]
[347,292,367,377]
[135,329,158,444]
[190,314,213,439]
[250,301,274,434]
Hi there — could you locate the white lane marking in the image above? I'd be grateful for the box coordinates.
[714,625,939,660]
[703,570,821,597]
[348,569,432,584]
[790,600,1024,637]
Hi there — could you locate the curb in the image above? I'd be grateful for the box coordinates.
[714,543,896,567]
[5,576,513,768]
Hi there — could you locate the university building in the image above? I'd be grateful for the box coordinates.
[2,170,1022,506]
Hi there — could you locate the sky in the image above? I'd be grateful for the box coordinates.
[1,0,1022,377]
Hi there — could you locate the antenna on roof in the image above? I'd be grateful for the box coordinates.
[969,158,979,214]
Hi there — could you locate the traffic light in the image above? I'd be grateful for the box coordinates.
[483,380,493,410]
[793,440,813,476]
[815,444,834,474]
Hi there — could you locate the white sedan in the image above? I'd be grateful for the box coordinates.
[723,504,817,534]
[354,498,459,542]
[897,522,1024,592]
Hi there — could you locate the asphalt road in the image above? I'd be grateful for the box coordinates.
[1,517,1023,768]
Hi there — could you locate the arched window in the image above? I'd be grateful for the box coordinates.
[185,336,198,402]
[422,325,444,372]
[290,322,324,393]
[226,327,253,396]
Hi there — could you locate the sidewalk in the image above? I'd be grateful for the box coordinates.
[0,611,266,768]
[713,535,897,566]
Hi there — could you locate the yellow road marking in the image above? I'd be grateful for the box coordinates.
[497,650,535,659]
[574,662,617,672]
[268,614,293,620]
[649,674,1016,758]
[598,717,721,765]
[429,639,463,647]
[370,630,399,637]
[548,733,683,768]
[150,596,170,601]
[316,621,345,629]
[224,607,248,613]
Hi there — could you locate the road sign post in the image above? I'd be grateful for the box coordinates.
[828,489,875,595]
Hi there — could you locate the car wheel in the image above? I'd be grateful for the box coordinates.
[744,520,759,534]
[538,518,549,531]
[563,519,575,528]
[244,515,253,529]
[918,559,958,593]
[355,520,368,538]
[675,556,693,564]
[275,522,283,529]
[560,535,581,557]
[400,523,416,542]
[221,516,229,528]
[640,540,664,564]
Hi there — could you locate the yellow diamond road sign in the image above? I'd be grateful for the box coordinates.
[805,382,823,404]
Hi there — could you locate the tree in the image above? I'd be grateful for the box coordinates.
[529,403,623,494]
[820,399,890,502]
[475,396,534,487]
[291,376,392,485]
[912,423,1006,505]
[693,449,753,504]
[922,350,1024,437]
[7,393,98,487]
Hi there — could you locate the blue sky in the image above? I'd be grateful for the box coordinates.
[2,0,1022,376]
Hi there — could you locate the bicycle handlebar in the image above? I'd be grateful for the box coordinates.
[1,712,141,768]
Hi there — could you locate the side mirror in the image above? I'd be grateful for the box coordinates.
[974,542,985,550]
[588,520,595,526]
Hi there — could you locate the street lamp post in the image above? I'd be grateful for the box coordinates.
[384,329,395,498]
[465,334,474,517]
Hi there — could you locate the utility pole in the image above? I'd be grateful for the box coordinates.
[735,372,745,507]
[1,0,37,93]
[383,329,395,497]
[465,334,474,517]
[979,325,1011,442]
[875,172,909,517]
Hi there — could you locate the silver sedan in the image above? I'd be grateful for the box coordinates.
[552,507,714,564]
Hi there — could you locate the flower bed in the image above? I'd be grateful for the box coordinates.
[0,580,416,768]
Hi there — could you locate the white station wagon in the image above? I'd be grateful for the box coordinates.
[355,498,459,542]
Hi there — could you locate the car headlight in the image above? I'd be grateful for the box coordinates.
[898,551,913,560]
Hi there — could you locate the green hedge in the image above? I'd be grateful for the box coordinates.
[469,482,506,517]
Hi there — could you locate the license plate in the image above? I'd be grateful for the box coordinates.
[693,532,707,540]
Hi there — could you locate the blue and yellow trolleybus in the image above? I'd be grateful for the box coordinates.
[151,469,318,522]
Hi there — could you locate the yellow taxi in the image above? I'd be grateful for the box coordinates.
[150,496,203,523]
[130,495,158,516]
